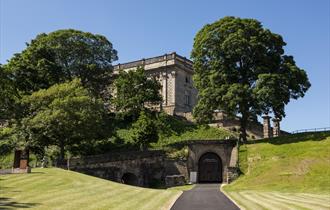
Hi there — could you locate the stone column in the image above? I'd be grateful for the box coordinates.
[161,72,167,105]
[262,115,272,138]
[170,70,177,105]
[272,118,281,137]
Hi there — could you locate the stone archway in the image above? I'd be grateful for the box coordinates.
[121,172,138,186]
[198,152,222,183]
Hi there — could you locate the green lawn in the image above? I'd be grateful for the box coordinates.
[0,168,183,210]
[223,131,330,210]
[226,190,330,210]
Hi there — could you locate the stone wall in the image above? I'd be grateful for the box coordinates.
[209,112,264,139]
[164,159,188,181]
[61,150,166,187]
[187,140,238,183]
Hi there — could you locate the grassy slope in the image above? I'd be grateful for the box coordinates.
[223,131,330,210]
[117,114,237,148]
[0,168,183,210]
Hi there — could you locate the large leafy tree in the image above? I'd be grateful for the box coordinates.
[112,67,162,118]
[18,79,106,159]
[132,111,159,151]
[191,17,310,141]
[5,29,118,97]
[0,65,18,119]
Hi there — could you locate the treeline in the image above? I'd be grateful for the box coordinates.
[1,16,311,163]
[0,29,166,162]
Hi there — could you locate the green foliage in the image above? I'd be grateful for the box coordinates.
[112,67,162,118]
[225,131,330,193]
[191,16,310,141]
[0,127,17,156]
[166,146,189,160]
[0,65,19,119]
[5,29,118,96]
[115,112,237,150]
[132,111,159,150]
[157,125,237,147]
[16,79,107,159]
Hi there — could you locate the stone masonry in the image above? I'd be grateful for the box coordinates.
[114,53,285,139]
[114,52,197,115]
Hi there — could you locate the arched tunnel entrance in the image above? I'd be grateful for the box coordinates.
[198,152,222,183]
[121,172,138,186]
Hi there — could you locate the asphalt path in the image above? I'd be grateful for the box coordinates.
[170,184,240,210]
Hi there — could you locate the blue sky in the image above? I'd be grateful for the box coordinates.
[1,0,329,131]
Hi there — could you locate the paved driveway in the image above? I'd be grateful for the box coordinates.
[170,184,240,210]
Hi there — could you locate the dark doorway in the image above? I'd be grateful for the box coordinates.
[198,152,222,183]
[121,173,138,186]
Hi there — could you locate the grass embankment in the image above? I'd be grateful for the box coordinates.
[116,115,236,159]
[223,131,330,210]
[0,168,188,210]
[117,114,237,148]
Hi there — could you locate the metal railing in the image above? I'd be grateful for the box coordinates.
[291,127,330,134]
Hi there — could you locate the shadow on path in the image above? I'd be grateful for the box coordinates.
[171,184,239,210]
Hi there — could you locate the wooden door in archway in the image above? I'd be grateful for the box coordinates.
[198,152,222,183]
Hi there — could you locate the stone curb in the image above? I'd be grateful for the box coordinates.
[163,191,183,210]
[220,184,244,210]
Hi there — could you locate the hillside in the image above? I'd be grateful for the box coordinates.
[0,168,186,210]
[223,131,330,209]
[116,114,238,148]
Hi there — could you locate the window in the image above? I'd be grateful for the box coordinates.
[185,76,190,83]
[184,94,190,106]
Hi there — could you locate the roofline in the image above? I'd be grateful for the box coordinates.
[113,52,193,70]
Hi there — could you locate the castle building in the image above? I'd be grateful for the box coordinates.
[114,52,197,116]
[114,52,282,139]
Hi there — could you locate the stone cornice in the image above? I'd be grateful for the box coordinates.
[114,52,194,74]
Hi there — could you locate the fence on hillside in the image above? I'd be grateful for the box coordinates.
[291,127,330,134]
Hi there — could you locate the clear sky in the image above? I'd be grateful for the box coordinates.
[1,0,329,132]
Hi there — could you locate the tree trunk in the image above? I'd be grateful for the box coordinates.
[240,112,249,143]
[59,141,65,160]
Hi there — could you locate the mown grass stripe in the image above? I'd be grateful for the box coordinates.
[118,190,160,210]
[255,192,309,210]
[1,168,186,210]
[87,188,147,210]
[227,192,264,210]
[292,193,330,203]
[138,191,175,210]
[235,191,268,210]
[239,191,281,210]
[28,182,110,205]
[2,175,45,188]
[269,192,330,209]
[59,185,135,210]
[249,192,295,210]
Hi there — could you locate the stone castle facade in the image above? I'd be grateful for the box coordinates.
[114,52,197,116]
[114,52,283,139]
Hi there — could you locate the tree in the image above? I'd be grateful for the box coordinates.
[191,17,310,142]
[5,29,118,97]
[112,67,162,118]
[18,79,106,159]
[132,111,159,151]
[0,65,19,119]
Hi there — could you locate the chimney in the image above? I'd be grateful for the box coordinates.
[262,115,272,138]
[272,118,281,137]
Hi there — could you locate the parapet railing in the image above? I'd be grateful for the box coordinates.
[291,127,330,134]
[113,52,193,70]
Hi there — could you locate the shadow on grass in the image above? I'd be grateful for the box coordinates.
[30,171,45,174]
[247,131,330,145]
[0,197,39,209]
